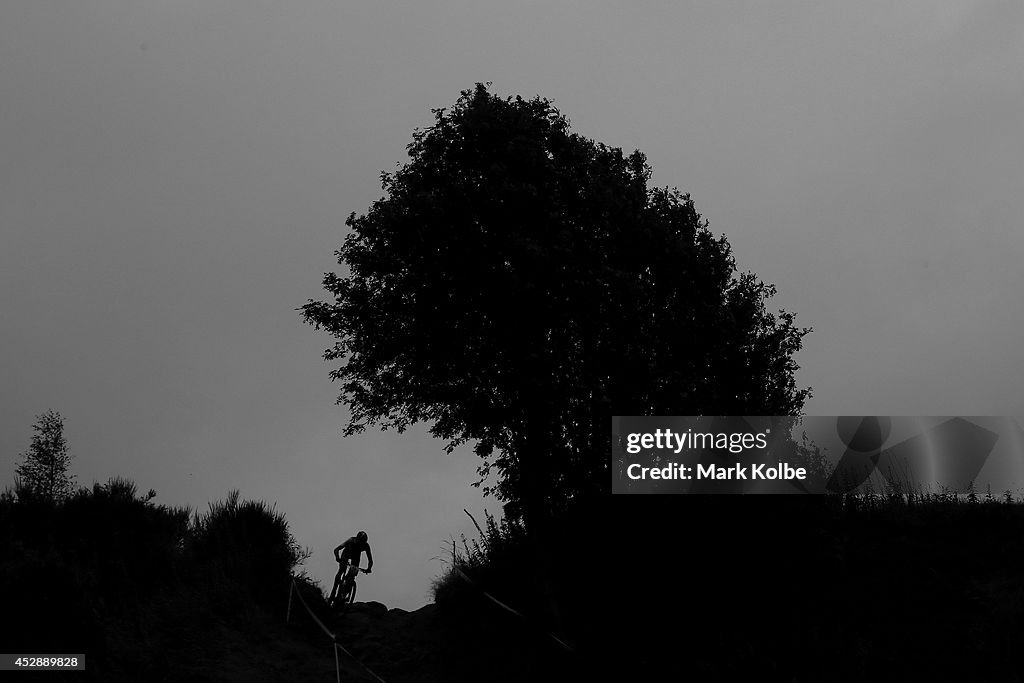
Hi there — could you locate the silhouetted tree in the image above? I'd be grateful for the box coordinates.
[15,410,75,503]
[302,83,811,525]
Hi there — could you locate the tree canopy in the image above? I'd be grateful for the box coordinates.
[302,83,811,522]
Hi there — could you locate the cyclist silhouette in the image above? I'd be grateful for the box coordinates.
[329,531,373,606]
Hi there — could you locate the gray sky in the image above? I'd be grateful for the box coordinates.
[2,1,1022,609]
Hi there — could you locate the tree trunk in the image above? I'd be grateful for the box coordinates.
[517,403,567,646]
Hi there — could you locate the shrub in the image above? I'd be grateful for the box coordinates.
[189,490,309,610]
[432,510,530,611]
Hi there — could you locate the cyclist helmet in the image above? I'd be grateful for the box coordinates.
[357,531,368,543]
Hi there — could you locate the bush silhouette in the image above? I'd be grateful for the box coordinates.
[0,479,310,675]
[189,490,309,611]
[0,477,190,658]
[433,510,529,610]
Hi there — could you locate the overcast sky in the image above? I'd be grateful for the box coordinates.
[2,1,1022,609]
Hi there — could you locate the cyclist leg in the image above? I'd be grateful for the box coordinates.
[329,564,345,604]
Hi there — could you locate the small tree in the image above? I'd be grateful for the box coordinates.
[15,410,75,503]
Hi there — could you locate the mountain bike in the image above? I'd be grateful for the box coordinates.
[329,563,369,613]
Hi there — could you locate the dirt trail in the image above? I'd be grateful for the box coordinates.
[325,602,443,682]
[299,599,575,682]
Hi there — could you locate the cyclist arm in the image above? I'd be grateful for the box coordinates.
[365,547,373,572]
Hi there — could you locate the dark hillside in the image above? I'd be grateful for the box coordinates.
[6,480,1024,681]
[0,481,336,681]
[433,495,1024,681]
